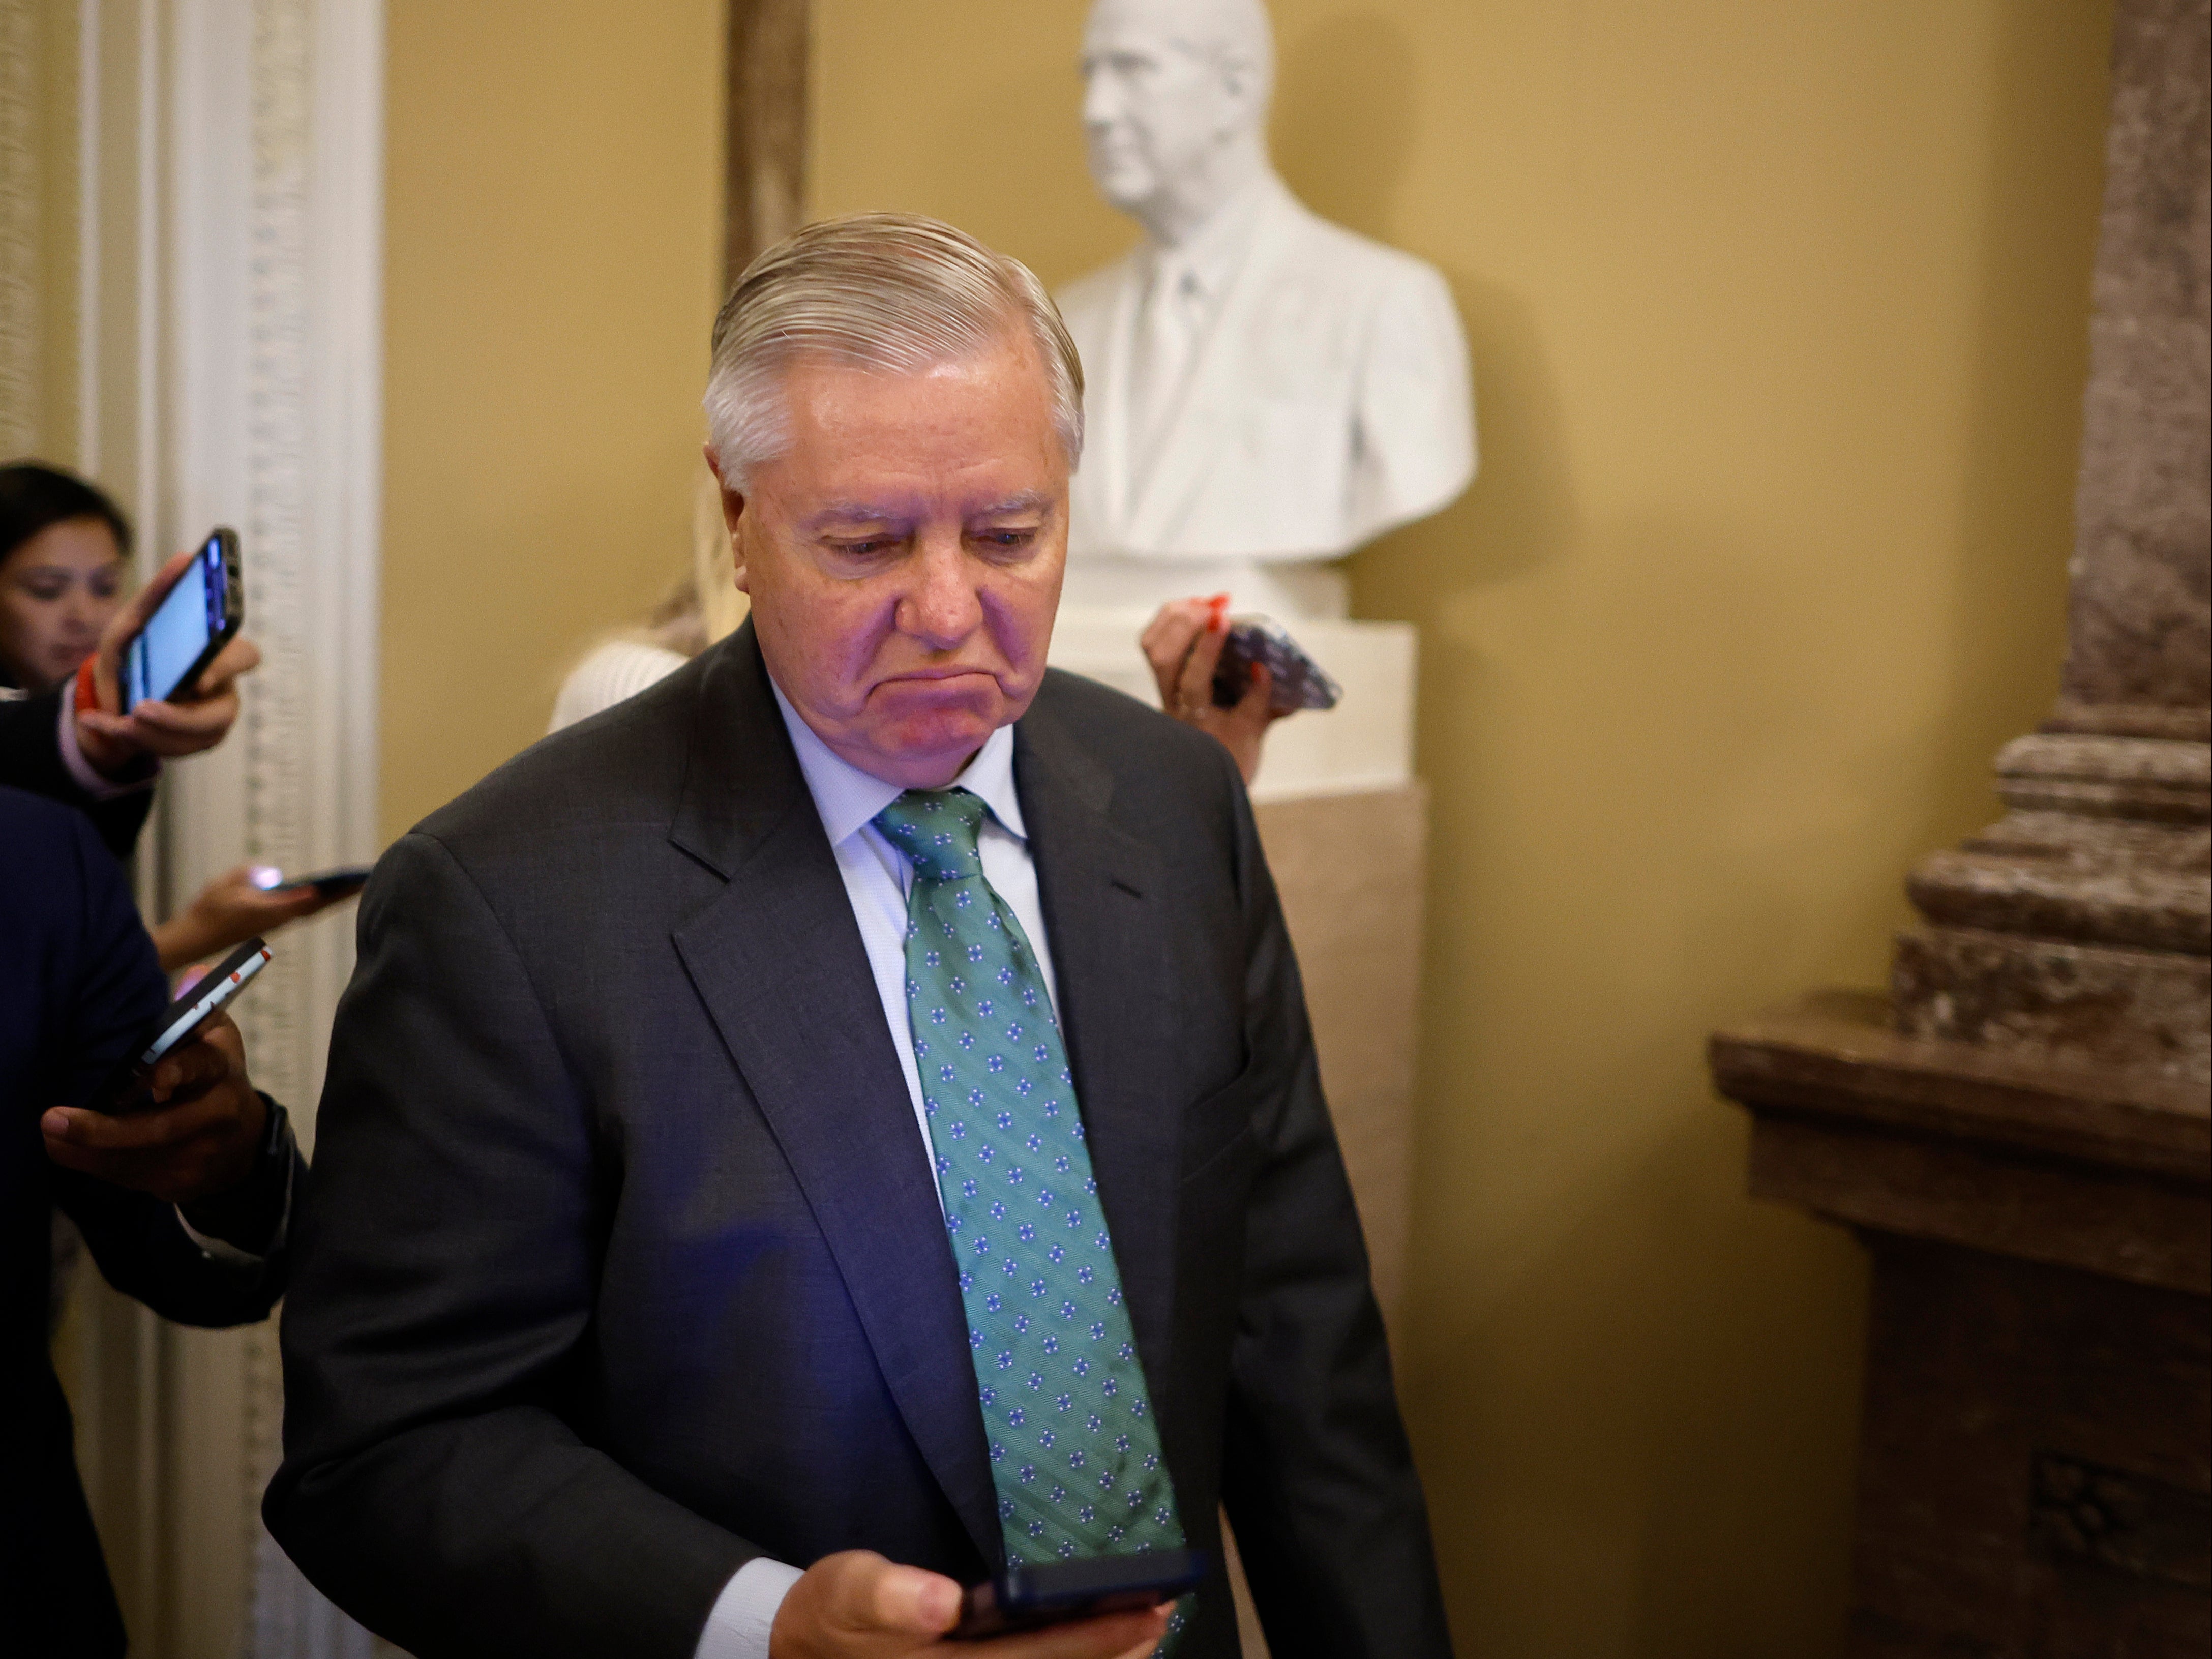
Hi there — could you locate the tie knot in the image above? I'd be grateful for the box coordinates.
[874,788,989,882]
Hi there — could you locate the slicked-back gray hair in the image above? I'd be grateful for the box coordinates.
[703,213,1085,487]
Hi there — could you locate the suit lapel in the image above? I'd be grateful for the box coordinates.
[1012,694,1182,1409]
[668,630,1000,1563]
[1126,181,1306,550]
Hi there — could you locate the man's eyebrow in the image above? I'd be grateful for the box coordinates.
[968,493,1053,519]
[803,501,914,530]
[800,493,1053,530]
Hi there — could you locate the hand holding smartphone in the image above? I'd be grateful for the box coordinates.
[1208,615,1341,715]
[73,532,258,777]
[949,1548,1206,1641]
[84,938,272,1114]
[123,527,243,710]
[251,865,372,900]
[46,941,276,1206]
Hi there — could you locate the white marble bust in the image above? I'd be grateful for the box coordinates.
[1057,0,1476,620]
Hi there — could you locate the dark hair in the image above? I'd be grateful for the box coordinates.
[0,461,133,567]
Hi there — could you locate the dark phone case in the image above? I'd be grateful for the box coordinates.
[281,866,372,899]
[950,1548,1206,1641]
[1209,617,1342,714]
[127,527,244,710]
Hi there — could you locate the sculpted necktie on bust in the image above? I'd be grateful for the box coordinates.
[874,790,1190,1619]
[1128,254,1204,485]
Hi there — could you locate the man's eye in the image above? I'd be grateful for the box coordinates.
[977,530,1035,551]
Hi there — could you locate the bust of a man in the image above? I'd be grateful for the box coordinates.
[1058,0,1475,619]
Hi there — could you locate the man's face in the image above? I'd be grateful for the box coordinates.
[716,331,1068,790]
[1082,1,1245,215]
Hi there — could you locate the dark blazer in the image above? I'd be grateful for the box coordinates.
[267,624,1451,1659]
[0,686,157,860]
[1,787,294,1659]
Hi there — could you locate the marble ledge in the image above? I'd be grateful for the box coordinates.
[1711,989,2210,1294]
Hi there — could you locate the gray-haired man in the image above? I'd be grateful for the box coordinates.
[267,214,1452,1659]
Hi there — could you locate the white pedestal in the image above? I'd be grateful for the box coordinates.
[1045,606,1418,804]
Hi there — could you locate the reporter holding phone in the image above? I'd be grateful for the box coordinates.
[1,784,304,1658]
[0,464,353,965]
[1,464,253,853]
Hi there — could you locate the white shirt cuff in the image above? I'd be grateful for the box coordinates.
[57,686,157,800]
[695,1558,805,1659]
[174,1114,297,1266]
[176,1208,267,1266]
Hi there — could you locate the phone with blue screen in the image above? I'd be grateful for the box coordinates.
[123,528,243,711]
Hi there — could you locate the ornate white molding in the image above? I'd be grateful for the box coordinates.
[73,1,383,1652]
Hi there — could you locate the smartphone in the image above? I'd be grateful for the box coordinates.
[83,938,272,1113]
[123,527,243,711]
[1209,616,1341,715]
[950,1548,1206,1641]
[252,865,372,900]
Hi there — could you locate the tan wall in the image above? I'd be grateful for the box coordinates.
[376,0,2116,1647]
[380,0,725,840]
[812,2,2113,1652]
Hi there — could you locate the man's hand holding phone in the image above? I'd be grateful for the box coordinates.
[41,1010,268,1205]
[769,1551,1168,1659]
[75,543,260,778]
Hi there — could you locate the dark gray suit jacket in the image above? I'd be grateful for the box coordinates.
[266,624,1450,1658]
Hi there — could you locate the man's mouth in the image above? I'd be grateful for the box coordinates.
[886,666,994,683]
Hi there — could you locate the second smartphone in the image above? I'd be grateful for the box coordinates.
[124,527,243,711]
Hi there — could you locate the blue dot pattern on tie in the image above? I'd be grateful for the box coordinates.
[875,789,1190,1639]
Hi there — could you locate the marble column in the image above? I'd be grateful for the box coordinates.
[1710,0,2210,1652]
[1891,0,2209,1087]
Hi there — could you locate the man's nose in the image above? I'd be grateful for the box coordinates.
[898,539,983,649]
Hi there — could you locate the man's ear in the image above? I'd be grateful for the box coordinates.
[703,443,753,595]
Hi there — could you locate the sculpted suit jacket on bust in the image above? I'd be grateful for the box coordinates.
[266,625,1452,1659]
[1057,173,1474,564]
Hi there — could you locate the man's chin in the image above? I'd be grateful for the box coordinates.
[1094,175,1154,214]
[860,678,1026,784]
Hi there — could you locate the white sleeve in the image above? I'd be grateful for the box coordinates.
[175,1127,296,1265]
[548,640,690,734]
[693,1558,806,1659]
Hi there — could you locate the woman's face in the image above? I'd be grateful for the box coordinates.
[0,516,126,691]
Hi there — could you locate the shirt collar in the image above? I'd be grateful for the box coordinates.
[771,677,1027,848]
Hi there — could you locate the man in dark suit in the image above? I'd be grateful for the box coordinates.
[267,214,1451,1659]
[2,786,303,1657]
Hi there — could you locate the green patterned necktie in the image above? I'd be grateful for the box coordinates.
[874,788,1190,1587]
